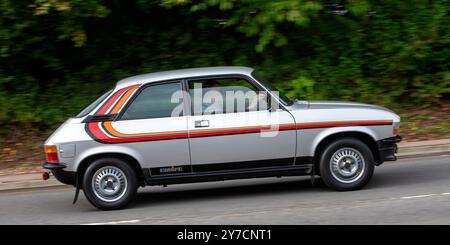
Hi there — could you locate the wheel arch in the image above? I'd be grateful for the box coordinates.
[76,152,145,188]
[313,131,380,173]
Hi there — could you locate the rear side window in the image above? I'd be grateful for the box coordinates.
[75,90,112,118]
[121,82,183,120]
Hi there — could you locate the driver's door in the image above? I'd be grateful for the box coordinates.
[186,76,297,172]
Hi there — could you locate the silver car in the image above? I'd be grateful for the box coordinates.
[43,67,401,210]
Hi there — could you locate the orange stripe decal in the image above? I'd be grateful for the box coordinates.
[103,121,188,138]
[88,120,393,144]
[110,86,139,114]
[96,84,140,115]
[87,85,394,143]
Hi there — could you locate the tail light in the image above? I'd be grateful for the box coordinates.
[44,145,59,163]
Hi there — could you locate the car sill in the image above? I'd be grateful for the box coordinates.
[144,164,313,186]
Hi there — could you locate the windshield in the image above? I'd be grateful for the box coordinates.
[75,90,112,118]
[251,71,293,106]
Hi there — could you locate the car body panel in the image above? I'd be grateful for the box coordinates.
[103,116,191,169]
[287,103,399,157]
[187,110,297,166]
[115,67,254,90]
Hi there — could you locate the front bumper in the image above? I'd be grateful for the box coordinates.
[43,163,76,186]
[377,135,402,163]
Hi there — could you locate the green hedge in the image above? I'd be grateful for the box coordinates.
[1,0,449,127]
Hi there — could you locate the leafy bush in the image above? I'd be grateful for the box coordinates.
[0,0,448,128]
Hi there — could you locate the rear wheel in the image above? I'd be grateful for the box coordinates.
[82,158,138,210]
[319,138,374,191]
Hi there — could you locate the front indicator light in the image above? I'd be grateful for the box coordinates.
[393,126,399,136]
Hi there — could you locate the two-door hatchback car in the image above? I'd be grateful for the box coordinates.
[43,67,401,210]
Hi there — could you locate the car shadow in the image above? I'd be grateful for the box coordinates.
[132,177,328,208]
[128,159,450,209]
[367,157,450,189]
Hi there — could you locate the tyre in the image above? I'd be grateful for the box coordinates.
[319,138,375,191]
[82,158,138,210]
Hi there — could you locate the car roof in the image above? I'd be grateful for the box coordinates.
[116,66,254,89]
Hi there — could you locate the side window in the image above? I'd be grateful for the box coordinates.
[188,77,268,115]
[76,89,112,118]
[121,82,183,120]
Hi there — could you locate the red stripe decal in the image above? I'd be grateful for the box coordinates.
[88,120,392,144]
[295,120,392,129]
[87,83,393,144]
[88,122,188,143]
[87,95,393,145]
[96,85,140,115]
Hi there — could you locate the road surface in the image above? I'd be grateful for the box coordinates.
[1,155,449,225]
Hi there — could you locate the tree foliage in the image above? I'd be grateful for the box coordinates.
[0,0,449,127]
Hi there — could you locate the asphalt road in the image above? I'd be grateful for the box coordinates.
[1,155,450,225]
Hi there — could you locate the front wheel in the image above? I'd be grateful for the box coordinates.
[82,158,138,210]
[319,138,375,191]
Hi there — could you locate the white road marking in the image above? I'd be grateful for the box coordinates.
[78,192,450,225]
[401,194,437,199]
[82,219,141,225]
[76,191,450,225]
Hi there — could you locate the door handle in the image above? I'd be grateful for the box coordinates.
[195,120,209,128]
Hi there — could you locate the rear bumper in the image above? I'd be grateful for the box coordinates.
[42,162,66,170]
[43,163,76,186]
[377,135,402,163]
